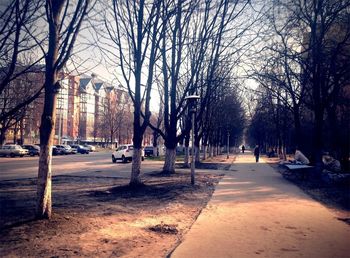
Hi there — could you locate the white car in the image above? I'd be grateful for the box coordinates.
[0,144,29,157]
[84,144,96,152]
[112,144,144,163]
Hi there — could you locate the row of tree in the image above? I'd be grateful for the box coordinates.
[98,0,253,184]
[247,0,350,171]
[1,0,253,219]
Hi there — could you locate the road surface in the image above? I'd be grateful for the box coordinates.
[0,151,163,181]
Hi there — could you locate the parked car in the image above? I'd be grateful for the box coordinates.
[144,146,154,157]
[0,144,29,157]
[112,144,144,163]
[52,146,60,155]
[70,146,77,154]
[84,144,96,152]
[70,144,90,154]
[55,145,70,155]
[22,144,40,156]
[64,145,74,154]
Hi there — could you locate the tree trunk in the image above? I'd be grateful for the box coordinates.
[184,146,190,167]
[162,148,176,173]
[203,144,207,160]
[13,123,18,144]
[213,146,217,157]
[130,148,142,186]
[293,107,302,148]
[153,146,158,157]
[183,135,190,167]
[37,75,58,219]
[313,108,324,168]
[195,145,200,163]
[209,145,213,158]
[0,126,6,145]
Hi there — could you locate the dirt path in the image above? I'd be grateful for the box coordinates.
[171,154,350,258]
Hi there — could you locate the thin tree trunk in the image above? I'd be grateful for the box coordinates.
[209,145,213,158]
[313,108,324,168]
[184,146,190,167]
[203,145,207,160]
[293,107,302,148]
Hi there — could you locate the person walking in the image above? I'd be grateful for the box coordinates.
[241,145,245,153]
[254,145,260,162]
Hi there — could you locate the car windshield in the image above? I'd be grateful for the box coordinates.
[116,146,123,151]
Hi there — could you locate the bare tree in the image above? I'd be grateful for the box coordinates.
[253,0,350,168]
[102,0,162,186]
[36,0,90,219]
[0,0,45,143]
[148,0,254,173]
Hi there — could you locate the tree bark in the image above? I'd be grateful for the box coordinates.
[0,127,6,145]
[36,0,64,219]
[293,107,302,148]
[184,146,190,167]
[209,145,213,158]
[195,145,200,163]
[130,148,142,186]
[313,107,324,168]
[37,73,58,219]
[162,148,176,174]
[203,144,207,160]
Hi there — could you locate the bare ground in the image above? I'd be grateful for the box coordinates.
[0,158,230,258]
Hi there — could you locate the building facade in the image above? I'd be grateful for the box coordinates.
[1,71,136,146]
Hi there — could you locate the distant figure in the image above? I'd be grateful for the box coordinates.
[294,149,310,165]
[254,145,260,162]
[267,147,275,158]
[241,145,245,153]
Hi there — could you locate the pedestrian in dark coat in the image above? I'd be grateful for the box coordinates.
[254,145,260,162]
[241,145,245,153]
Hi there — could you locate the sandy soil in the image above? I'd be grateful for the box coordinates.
[0,158,230,257]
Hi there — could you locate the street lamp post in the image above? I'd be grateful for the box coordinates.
[185,95,200,185]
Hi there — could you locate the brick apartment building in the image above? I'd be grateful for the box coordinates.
[1,71,134,146]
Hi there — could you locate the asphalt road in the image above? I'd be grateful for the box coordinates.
[0,151,164,181]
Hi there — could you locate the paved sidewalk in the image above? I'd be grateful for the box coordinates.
[171,154,350,258]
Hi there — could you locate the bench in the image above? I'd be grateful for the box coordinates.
[284,164,314,180]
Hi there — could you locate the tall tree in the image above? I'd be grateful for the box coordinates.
[256,0,350,167]
[103,0,162,186]
[0,0,45,144]
[36,0,90,219]
[150,0,254,173]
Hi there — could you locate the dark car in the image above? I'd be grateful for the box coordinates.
[144,146,154,157]
[52,146,60,155]
[54,145,66,155]
[70,144,89,154]
[22,144,40,156]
